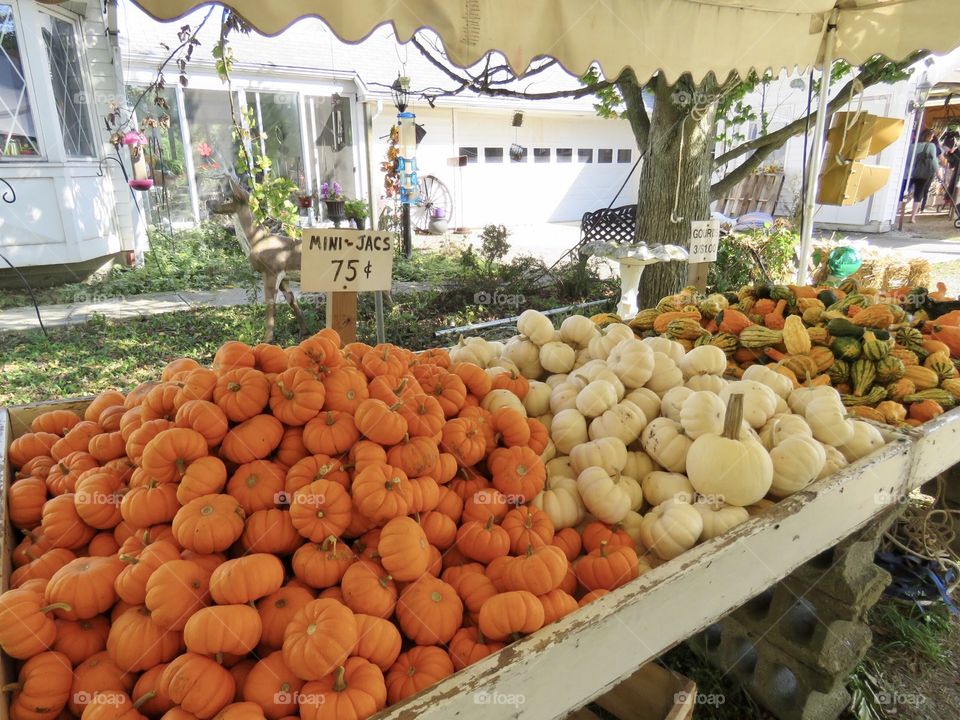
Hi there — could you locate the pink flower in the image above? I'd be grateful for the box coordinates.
[197,142,213,158]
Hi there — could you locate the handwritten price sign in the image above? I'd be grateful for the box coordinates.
[301,229,395,292]
[688,220,720,264]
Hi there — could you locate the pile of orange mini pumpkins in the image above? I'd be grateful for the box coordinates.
[1,331,636,720]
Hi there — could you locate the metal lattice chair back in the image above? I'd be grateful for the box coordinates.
[580,204,637,245]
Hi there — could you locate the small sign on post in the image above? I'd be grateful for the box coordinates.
[301,229,396,342]
[687,219,720,292]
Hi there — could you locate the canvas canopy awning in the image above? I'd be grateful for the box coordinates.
[126,0,960,82]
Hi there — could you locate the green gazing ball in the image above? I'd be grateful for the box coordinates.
[827,246,861,279]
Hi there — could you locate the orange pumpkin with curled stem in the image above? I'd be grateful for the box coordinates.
[574,540,641,591]
[581,521,634,553]
[132,663,175,718]
[397,393,445,438]
[269,368,326,426]
[491,407,530,447]
[45,555,125,620]
[368,374,421,404]
[501,505,554,553]
[360,343,406,380]
[173,367,218,409]
[299,657,386,720]
[175,400,229,447]
[419,370,467,417]
[6,650,73,720]
[114,540,181,605]
[385,646,454,705]
[0,587,64,658]
[291,335,342,376]
[351,464,413,522]
[51,421,101,460]
[340,559,397,619]
[282,599,358,681]
[214,367,270,422]
[501,544,567,596]
[140,428,208,483]
[125,419,173,465]
[46,450,99,496]
[354,399,408,446]
[395,575,463,645]
[121,480,180,528]
[448,626,505,671]
[490,369,529,400]
[440,417,486,466]
[288,479,352,541]
[456,516,511,564]
[292,537,356,589]
[477,589,545,641]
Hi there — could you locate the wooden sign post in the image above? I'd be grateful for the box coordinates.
[301,228,396,343]
[686,219,720,294]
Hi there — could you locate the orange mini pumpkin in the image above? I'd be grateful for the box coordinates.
[448,626,505,670]
[351,464,413,521]
[385,646,454,705]
[172,495,246,554]
[269,368,326,426]
[302,411,360,457]
[209,554,285,604]
[395,575,462,645]
[354,398,409,446]
[340,560,398,619]
[477,590,545,641]
[488,445,546,502]
[299,657,386,720]
[220,414,284,465]
[282,599,358,681]
[292,537,356,589]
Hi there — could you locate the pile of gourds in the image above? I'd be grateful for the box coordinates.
[610,279,960,426]
[0,313,888,720]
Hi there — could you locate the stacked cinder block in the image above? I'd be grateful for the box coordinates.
[688,512,898,720]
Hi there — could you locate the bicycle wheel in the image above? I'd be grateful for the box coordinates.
[412,175,454,232]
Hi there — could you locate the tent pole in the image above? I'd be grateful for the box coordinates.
[796,14,839,284]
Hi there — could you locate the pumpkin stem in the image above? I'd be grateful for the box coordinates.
[228,382,242,392]
[525,544,535,558]
[379,574,393,589]
[23,548,37,562]
[1,682,22,693]
[175,458,187,478]
[483,515,495,531]
[722,393,745,440]
[132,692,157,710]
[388,401,404,412]
[215,652,224,665]
[321,536,338,552]
[119,554,140,564]
[332,666,348,692]
[278,381,295,400]
[41,602,72,614]
[598,540,609,559]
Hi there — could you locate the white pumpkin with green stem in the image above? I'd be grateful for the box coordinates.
[640,417,692,473]
[686,394,773,507]
[678,344,727,379]
[516,309,555,346]
[642,471,695,506]
[638,498,704,560]
[539,341,576,374]
[720,380,777,429]
[645,353,685,396]
[693,498,750,541]
[769,435,826,498]
[679,391,727,439]
[576,466,632,524]
[607,338,655,388]
[551,408,589,454]
[588,400,647,444]
[570,436,628,476]
[531,475,586,529]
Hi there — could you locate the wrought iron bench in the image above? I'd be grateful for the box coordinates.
[579,204,637,245]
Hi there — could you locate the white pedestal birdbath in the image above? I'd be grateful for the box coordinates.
[582,241,689,319]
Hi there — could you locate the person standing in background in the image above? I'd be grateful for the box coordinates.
[941,124,960,215]
[904,128,940,223]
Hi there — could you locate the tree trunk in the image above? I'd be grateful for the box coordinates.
[633,75,718,309]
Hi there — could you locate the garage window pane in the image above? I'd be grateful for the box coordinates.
[534,147,550,163]
[556,148,572,163]
[509,145,527,162]
[617,149,632,163]
[484,147,503,163]
[0,5,41,157]
[459,146,477,164]
[578,149,592,163]
[598,149,613,163]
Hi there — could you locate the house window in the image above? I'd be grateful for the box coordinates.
[0,5,41,157]
[256,91,303,182]
[578,149,593,163]
[509,145,527,162]
[598,149,613,163]
[40,12,96,158]
[533,147,550,163]
[484,147,504,163]
[458,146,478,164]
[556,148,572,163]
[617,149,632,163]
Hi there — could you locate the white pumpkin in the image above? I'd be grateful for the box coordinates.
[645,353,685,396]
[638,499,703,560]
[546,455,573,478]
[686,395,772,506]
[560,314,600,347]
[570,436,628,476]
[545,374,568,389]
[576,380,619,418]
[774,395,790,415]
[531,475,586,529]
[588,400,648,444]
[587,323,635,360]
[449,336,498,367]
[523,381,552,417]
[619,474,644,510]
[619,510,645,546]
[838,421,886,462]
[549,382,581,414]
[685,374,727,394]
[693,498,750,541]
[503,336,543,379]
[624,387,661,422]
[818,443,849,479]
[486,358,519,375]
[742,364,793,399]
[573,347,593,369]
[679,345,727,379]
[623,451,656,483]
[787,384,839,415]
[660,386,694,422]
[551,408,589,454]
[758,413,813,450]
[720,381,777,429]
[537,413,553,433]
[679,391,727,439]
[804,395,855,447]
[540,437,557,463]
[769,435,826,498]
[481,389,527,416]
[640,418,692,473]
[576,466,631,524]
[516,309,555,346]
[607,339,655,388]
[642,336,685,364]
[539,341,576,374]
[642,471,695,506]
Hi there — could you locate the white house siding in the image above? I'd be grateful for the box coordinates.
[370,104,641,228]
[0,0,141,275]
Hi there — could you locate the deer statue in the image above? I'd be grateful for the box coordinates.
[208,174,308,343]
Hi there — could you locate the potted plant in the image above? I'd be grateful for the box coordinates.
[344,199,369,229]
[320,181,345,227]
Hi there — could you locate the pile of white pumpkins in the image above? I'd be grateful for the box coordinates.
[449,310,887,565]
